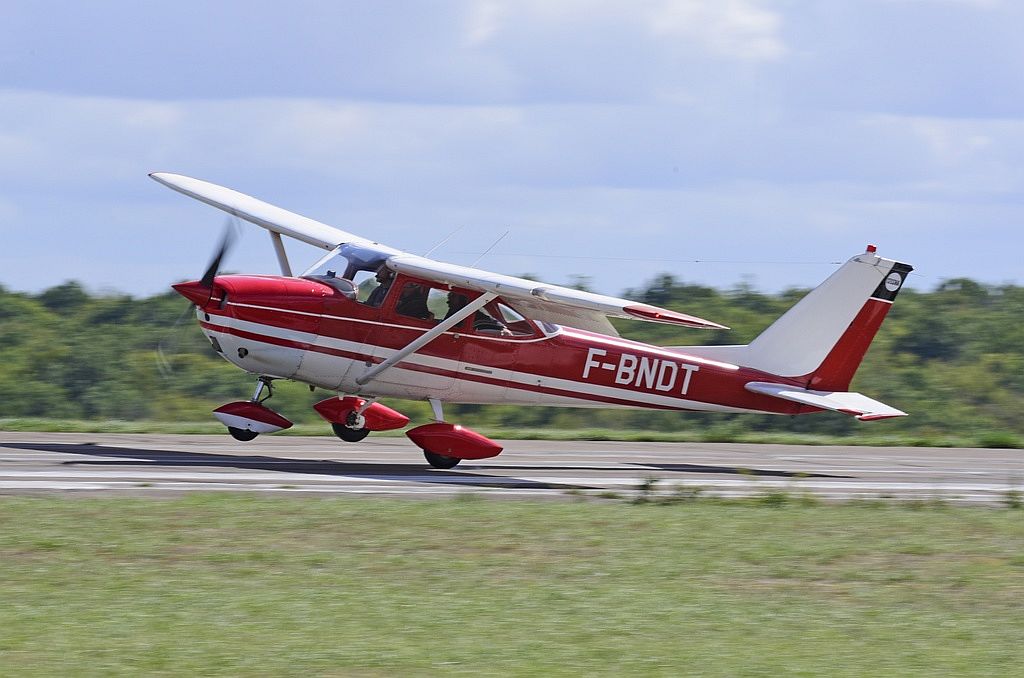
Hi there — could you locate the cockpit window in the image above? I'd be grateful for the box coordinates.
[492,302,535,336]
[355,267,395,306]
[302,243,394,305]
[395,282,434,321]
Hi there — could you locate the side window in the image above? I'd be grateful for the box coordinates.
[395,282,436,321]
[495,303,534,336]
[356,268,395,307]
[426,288,451,320]
[466,301,536,337]
[352,270,377,303]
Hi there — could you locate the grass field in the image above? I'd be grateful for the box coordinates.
[1,495,1022,676]
[2,417,1022,448]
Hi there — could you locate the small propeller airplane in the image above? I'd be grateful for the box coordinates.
[153,172,913,468]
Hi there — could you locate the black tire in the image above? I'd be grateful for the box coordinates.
[228,426,259,442]
[424,450,461,469]
[332,423,370,442]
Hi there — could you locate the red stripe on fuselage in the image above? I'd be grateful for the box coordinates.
[201,319,703,411]
[201,313,782,413]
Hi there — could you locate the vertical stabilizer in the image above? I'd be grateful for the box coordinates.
[671,247,912,391]
[743,248,912,389]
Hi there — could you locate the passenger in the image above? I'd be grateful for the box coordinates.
[444,292,469,319]
[395,283,433,320]
[445,292,510,335]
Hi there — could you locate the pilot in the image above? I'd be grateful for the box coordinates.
[365,266,394,307]
[472,308,510,334]
[445,291,511,335]
[444,292,469,319]
[395,283,433,320]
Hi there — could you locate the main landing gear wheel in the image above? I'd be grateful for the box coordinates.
[228,427,259,442]
[423,450,461,469]
[332,423,370,442]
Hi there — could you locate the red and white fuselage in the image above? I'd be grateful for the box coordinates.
[156,172,911,464]
[175,254,906,420]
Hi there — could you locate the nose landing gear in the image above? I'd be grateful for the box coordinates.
[213,376,293,441]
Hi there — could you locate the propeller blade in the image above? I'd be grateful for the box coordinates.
[199,217,238,288]
[156,300,201,377]
[161,217,241,377]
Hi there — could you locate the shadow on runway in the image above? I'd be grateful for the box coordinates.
[9,442,594,492]
[637,463,850,479]
[463,463,848,478]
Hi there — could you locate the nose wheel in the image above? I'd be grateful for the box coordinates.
[213,377,293,442]
[228,427,259,442]
[235,377,273,441]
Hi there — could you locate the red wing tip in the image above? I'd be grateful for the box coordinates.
[857,413,907,421]
[624,304,729,330]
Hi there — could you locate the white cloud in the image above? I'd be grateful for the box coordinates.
[463,0,786,63]
[903,118,993,164]
[3,61,1024,296]
[463,0,507,46]
[645,0,786,61]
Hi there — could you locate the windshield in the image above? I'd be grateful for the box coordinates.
[302,243,390,280]
[302,243,398,303]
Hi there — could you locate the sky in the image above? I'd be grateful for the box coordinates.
[1,0,1023,299]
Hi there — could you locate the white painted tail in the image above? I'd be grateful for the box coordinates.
[673,248,912,390]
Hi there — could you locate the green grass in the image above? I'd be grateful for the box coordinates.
[1,495,1022,676]
[3,418,1022,448]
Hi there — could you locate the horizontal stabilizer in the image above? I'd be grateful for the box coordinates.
[745,381,907,421]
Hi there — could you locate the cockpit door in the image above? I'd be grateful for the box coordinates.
[360,280,461,398]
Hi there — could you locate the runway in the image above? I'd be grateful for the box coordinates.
[0,432,1021,504]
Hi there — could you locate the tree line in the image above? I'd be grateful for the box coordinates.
[1,276,1021,438]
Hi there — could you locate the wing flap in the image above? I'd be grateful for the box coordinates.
[745,381,907,421]
[150,173,365,251]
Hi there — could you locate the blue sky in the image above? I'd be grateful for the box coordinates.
[1,0,1022,298]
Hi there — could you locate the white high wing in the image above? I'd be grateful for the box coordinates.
[150,172,727,336]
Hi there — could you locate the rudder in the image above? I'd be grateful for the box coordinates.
[741,247,912,389]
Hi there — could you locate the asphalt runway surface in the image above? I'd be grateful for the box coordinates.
[2,432,1022,504]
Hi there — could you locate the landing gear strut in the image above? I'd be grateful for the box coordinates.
[217,376,288,442]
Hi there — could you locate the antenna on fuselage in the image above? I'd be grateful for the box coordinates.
[423,226,464,258]
[469,230,510,268]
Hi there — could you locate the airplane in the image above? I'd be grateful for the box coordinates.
[153,172,913,469]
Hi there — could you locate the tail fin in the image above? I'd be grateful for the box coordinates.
[675,247,912,390]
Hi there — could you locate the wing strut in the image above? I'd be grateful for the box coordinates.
[356,292,498,386]
[269,232,292,276]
